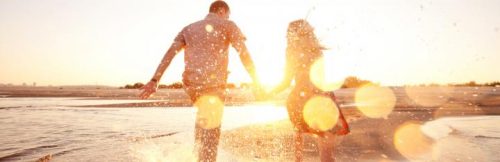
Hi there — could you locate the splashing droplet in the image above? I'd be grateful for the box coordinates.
[205,24,214,33]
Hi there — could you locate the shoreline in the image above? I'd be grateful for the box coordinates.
[1,87,499,161]
[1,86,499,107]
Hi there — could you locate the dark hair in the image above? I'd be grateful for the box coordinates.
[209,1,230,13]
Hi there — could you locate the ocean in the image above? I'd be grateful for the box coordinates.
[0,97,499,161]
[0,98,288,161]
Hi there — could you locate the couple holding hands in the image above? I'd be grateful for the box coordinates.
[139,1,349,161]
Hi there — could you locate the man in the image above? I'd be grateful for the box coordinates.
[139,1,262,161]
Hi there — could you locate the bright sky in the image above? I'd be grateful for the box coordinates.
[1,0,499,86]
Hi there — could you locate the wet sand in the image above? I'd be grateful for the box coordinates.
[221,108,500,161]
[1,86,499,161]
[220,87,500,161]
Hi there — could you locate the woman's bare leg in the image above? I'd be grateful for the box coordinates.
[317,133,336,162]
[294,132,304,162]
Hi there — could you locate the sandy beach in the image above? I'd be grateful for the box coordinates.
[1,86,499,161]
[219,87,500,161]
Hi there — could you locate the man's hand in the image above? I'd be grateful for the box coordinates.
[139,81,158,99]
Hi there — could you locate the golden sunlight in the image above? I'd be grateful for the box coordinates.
[194,95,224,129]
[310,57,344,91]
[354,85,396,118]
[256,69,283,89]
[303,95,339,132]
[247,106,289,124]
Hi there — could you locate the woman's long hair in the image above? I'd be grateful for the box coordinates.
[286,19,325,64]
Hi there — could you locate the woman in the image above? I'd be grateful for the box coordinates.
[270,19,350,162]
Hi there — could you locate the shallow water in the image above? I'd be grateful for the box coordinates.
[0,98,499,161]
[0,98,288,161]
[421,116,500,162]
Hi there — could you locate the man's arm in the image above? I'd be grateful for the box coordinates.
[232,41,267,100]
[234,43,259,84]
[151,42,184,82]
[228,22,266,99]
[139,40,184,99]
[228,22,259,84]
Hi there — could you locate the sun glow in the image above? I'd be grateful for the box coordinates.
[0,0,498,86]
[248,106,289,123]
[256,68,283,90]
[310,56,344,91]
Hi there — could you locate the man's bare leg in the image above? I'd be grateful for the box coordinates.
[195,123,220,162]
[190,89,225,162]
[193,106,223,162]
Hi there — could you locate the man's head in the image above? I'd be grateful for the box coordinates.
[209,1,230,19]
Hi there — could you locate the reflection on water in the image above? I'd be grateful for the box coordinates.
[391,116,500,162]
[0,97,155,108]
[0,98,288,161]
[1,98,499,161]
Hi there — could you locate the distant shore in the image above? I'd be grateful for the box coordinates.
[0,86,261,107]
[0,86,498,108]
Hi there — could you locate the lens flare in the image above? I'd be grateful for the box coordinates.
[394,121,433,161]
[194,95,224,129]
[404,87,453,107]
[354,85,396,118]
[205,24,214,33]
[310,57,343,91]
[303,95,339,132]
